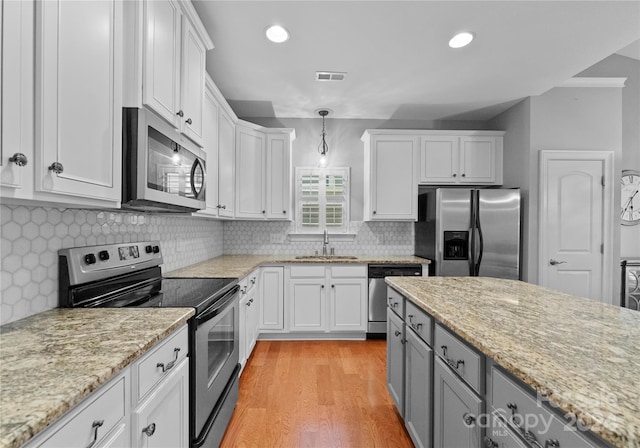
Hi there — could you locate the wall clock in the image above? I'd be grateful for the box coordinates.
[621,169,640,226]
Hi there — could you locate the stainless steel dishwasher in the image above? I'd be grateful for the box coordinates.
[368,264,422,336]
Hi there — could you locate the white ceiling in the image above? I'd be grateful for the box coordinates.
[192,1,640,121]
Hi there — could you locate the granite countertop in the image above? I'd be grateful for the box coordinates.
[164,254,430,279]
[385,276,640,448]
[0,307,194,448]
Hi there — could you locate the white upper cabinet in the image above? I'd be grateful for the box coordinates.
[195,77,220,218]
[125,0,213,147]
[362,131,419,221]
[34,0,123,205]
[266,133,293,220]
[419,131,504,185]
[217,107,236,218]
[235,124,266,219]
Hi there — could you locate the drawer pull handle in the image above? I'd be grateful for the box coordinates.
[9,153,28,167]
[157,348,181,373]
[394,330,401,337]
[545,440,560,448]
[86,420,104,448]
[462,412,476,427]
[456,359,465,369]
[48,162,64,174]
[483,436,498,448]
[142,422,156,437]
[441,345,448,357]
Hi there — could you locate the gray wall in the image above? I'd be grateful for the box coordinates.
[579,54,640,258]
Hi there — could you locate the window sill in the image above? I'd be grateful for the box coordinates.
[287,232,357,242]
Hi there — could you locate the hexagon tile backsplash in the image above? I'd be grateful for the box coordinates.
[0,205,223,325]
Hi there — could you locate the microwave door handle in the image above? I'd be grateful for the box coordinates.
[190,158,206,200]
[195,285,240,325]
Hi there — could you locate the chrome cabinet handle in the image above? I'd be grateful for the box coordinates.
[441,345,448,357]
[453,173,457,178]
[142,423,156,437]
[394,330,401,337]
[545,440,560,448]
[549,259,567,266]
[85,420,104,448]
[48,162,64,174]
[331,284,335,288]
[186,118,192,125]
[372,211,377,214]
[262,210,266,214]
[408,314,423,330]
[462,173,466,177]
[156,348,180,373]
[245,301,251,306]
[483,436,498,448]
[283,210,286,214]
[9,153,28,167]
[462,412,476,426]
[321,284,325,289]
[176,110,184,117]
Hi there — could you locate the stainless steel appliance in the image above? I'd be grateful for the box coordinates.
[415,188,521,279]
[368,264,422,335]
[59,242,239,448]
[621,259,640,310]
[122,108,206,213]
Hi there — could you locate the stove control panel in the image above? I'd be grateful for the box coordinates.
[59,241,163,286]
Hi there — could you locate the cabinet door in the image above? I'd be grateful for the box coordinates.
[459,136,497,183]
[405,327,433,448]
[143,0,181,127]
[369,135,418,220]
[289,278,326,332]
[329,277,367,332]
[266,133,291,220]
[133,358,189,448]
[239,289,249,367]
[260,267,284,330]
[387,308,405,416]
[433,357,483,448]
[248,285,260,355]
[235,126,266,219]
[419,136,459,184]
[179,16,206,147]
[36,0,122,203]
[197,88,219,217]
[1,0,33,195]
[217,109,235,217]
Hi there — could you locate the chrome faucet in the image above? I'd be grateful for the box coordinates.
[322,229,330,255]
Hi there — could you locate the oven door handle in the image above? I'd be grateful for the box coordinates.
[195,285,240,325]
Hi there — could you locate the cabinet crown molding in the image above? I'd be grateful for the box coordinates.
[361,129,505,141]
[178,0,214,50]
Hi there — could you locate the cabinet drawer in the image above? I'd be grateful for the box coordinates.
[405,300,432,345]
[490,366,599,448]
[289,265,326,278]
[387,287,405,317]
[31,373,127,448]
[330,265,366,278]
[485,412,528,448]
[434,324,482,394]
[135,326,189,402]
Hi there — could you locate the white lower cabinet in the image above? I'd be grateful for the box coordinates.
[239,271,260,370]
[24,325,189,448]
[386,307,405,416]
[260,266,285,330]
[132,358,189,448]
[287,265,367,334]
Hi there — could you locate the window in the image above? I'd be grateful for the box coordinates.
[295,167,350,233]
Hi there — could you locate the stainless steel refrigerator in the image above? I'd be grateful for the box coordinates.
[415,188,521,279]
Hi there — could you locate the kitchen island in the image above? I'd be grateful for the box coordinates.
[386,276,640,448]
[0,307,194,448]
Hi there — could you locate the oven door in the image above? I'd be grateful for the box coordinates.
[192,285,240,443]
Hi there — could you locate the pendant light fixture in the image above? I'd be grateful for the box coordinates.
[317,109,330,167]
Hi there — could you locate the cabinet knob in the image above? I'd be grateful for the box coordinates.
[85,420,104,448]
[186,118,193,125]
[321,284,325,289]
[9,153,28,167]
[142,423,156,437]
[373,211,377,215]
[545,440,560,448]
[48,162,64,174]
[262,210,265,214]
[394,330,401,337]
[461,173,466,177]
[283,210,286,214]
[483,436,498,448]
[176,110,184,117]
[462,412,476,427]
[453,173,457,177]
[222,205,226,209]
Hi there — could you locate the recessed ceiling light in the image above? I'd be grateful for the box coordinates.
[449,32,474,49]
[265,25,290,43]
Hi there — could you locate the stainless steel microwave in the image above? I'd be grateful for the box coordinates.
[122,108,206,212]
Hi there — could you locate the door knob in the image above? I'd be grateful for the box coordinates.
[549,259,567,266]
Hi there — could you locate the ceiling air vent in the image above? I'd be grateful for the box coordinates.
[315,71,347,82]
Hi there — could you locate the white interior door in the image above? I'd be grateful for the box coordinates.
[539,151,613,302]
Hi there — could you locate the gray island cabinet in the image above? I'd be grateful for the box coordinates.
[386,277,640,448]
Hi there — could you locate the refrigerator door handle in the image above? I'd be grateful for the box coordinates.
[475,214,484,275]
[469,190,477,276]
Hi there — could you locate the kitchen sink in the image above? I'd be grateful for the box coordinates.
[294,255,358,260]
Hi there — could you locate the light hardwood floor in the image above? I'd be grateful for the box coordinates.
[220,340,414,448]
